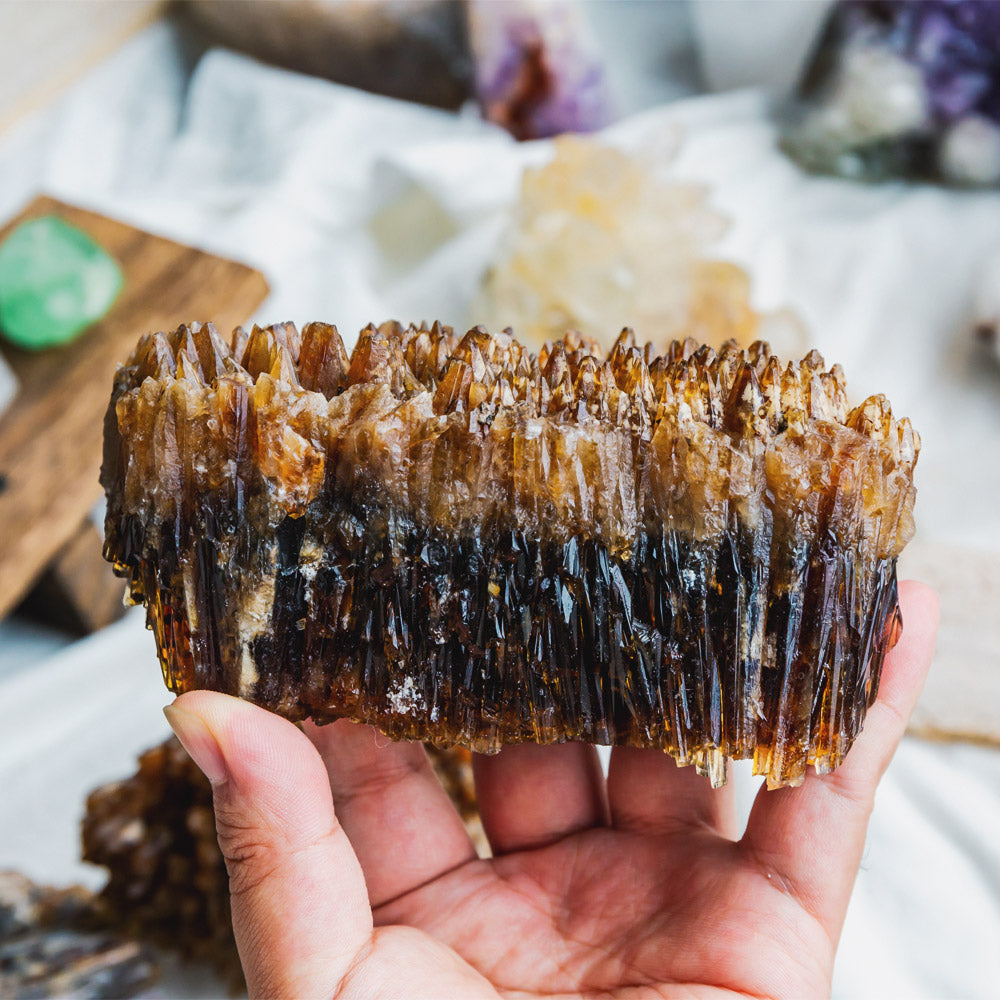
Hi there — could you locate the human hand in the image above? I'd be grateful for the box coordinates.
[164,581,937,1000]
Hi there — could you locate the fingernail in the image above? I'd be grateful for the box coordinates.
[164,703,229,785]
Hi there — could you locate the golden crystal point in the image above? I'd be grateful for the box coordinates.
[102,322,919,789]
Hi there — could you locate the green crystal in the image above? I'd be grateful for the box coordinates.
[0,216,123,350]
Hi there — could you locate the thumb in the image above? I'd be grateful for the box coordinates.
[165,691,373,999]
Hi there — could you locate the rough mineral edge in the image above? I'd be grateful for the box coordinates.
[101,321,918,789]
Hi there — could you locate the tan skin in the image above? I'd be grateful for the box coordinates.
[165,581,938,1000]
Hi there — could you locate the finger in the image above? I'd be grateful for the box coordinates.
[303,720,478,910]
[740,580,938,938]
[472,742,608,855]
[165,691,372,999]
[607,747,738,839]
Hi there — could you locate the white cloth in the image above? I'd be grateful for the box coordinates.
[0,22,997,999]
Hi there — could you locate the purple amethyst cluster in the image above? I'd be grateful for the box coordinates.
[785,0,1000,185]
[857,2,1000,122]
[467,0,613,141]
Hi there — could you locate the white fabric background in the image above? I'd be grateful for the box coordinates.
[0,21,998,999]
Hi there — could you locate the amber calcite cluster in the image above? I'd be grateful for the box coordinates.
[102,321,918,788]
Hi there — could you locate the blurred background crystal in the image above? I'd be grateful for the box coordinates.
[0,216,123,351]
[467,0,613,140]
[474,134,804,355]
[184,0,617,141]
[783,0,1000,186]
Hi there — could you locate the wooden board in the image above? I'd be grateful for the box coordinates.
[19,521,128,636]
[0,196,269,622]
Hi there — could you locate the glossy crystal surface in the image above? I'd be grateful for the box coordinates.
[102,321,918,787]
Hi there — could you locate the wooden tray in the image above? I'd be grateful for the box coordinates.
[0,196,269,623]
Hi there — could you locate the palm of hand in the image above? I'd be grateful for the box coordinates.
[168,581,935,1000]
[367,823,831,1000]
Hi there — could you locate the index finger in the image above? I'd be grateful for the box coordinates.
[739,580,939,941]
[166,692,374,998]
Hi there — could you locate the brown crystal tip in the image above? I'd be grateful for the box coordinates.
[101,321,919,788]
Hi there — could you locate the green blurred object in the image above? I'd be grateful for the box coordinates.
[0,215,123,350]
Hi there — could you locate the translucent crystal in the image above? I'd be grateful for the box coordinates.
[102,322,918,788]
[473,137,805,356]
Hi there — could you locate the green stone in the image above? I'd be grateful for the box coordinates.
[0,216,123,350]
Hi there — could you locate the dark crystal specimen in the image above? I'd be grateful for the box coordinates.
[101,322,918,787]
